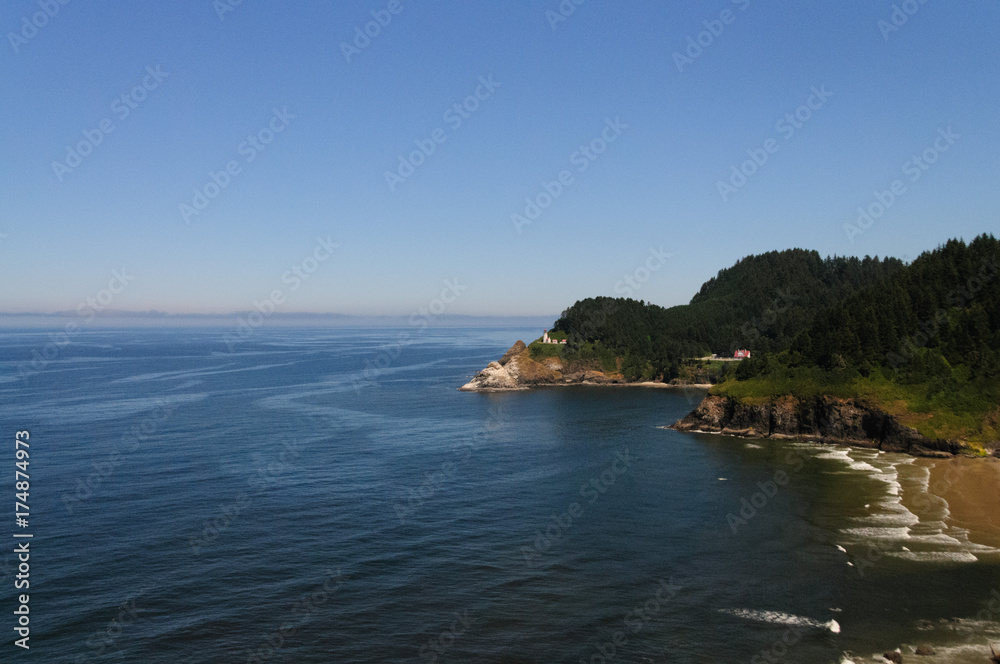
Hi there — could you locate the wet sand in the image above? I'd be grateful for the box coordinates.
[921,456,1000,549]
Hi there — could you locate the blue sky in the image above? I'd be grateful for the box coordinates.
[2,1,998,317]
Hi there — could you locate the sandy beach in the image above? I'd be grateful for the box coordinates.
[920,456,1000,549]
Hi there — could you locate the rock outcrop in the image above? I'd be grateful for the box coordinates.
[498,340,526,366]
[460,341,626,391]
[460,341,560,390]
[671,394,967,457]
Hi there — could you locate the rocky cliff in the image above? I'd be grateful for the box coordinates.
[671,394,968,457]
[459,341,627,391]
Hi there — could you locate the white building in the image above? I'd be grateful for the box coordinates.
[542,329,567,344]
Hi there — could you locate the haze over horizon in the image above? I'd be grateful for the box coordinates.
[3,2,998,317]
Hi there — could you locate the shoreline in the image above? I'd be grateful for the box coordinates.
[670,393,983,459]
[671,424,974,459]
[919,456,1000,550]
[459,339,717,392]
[459,381,713,392]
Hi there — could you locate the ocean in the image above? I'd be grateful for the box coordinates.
[1,326,997,663]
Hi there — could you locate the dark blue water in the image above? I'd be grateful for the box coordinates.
[1,327,997,663]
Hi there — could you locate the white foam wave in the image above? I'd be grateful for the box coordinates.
[816,449,853,462]
[842,526,911,540]
[719,609,840,632]
[888,551,978,563]
[908,533,964,546]
[779,442,1000,567]
[829,450,1000,565]
[912,465,931,491]
[943,619,1000,635]
[854,511,920,527]
[875,499,912,514]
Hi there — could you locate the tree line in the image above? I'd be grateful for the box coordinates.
[551,235,999,388]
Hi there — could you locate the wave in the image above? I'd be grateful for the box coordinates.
[888,551,979,563]
[814,446,1000,564]
[718,608,840,633]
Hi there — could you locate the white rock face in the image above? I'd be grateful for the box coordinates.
[459,360,523,391]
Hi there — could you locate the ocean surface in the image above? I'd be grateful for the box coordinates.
[1,326,998,663]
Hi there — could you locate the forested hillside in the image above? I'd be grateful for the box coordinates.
[724,234,1000,443]
[791,235,1000,375]
[548,234,1000,442]
[550,248,905,379]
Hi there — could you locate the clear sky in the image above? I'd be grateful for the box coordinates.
[2,1,998,317]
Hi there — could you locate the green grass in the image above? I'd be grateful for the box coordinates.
[527,338,621,374]
[678,358,735,384]
[527,339,563,360]
[711,366,999,444]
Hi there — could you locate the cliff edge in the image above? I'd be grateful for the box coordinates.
[671,394,972,457]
